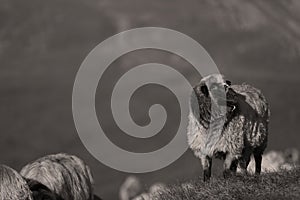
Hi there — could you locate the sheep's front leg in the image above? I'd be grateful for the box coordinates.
[201,155,212,182]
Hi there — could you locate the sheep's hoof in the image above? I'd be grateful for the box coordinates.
[239,168,248,176]
[254,172,261,177]
[203,172,211,182]
[223,170,233,179]
[203,176,210,182]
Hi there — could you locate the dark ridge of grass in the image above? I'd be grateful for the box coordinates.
[152,167,300,200]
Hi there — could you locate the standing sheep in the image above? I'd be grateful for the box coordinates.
[20,153,97,200]
[0,164,33,200]
[187,74,270,181]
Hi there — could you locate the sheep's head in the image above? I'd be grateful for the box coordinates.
[192,74,239,127]
[26,179,63,200]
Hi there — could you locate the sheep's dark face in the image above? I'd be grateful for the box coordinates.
[26,179,63,200]
[193,74,238,124]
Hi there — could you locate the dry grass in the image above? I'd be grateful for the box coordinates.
[152,167,300,200]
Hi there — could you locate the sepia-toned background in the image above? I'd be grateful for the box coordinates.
[1,0,299,199]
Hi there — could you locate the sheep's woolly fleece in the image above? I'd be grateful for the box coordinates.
[0,164,33,200]
[20,153,94,200]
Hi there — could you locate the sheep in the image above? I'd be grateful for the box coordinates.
[120,176,167,200]
[119,176,143,200]
[20,153,96,200]
[241,148,299,174]
[132,183,167,200]
[187,74,270,181]
[0,164,33,200]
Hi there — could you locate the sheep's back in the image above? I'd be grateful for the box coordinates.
[225,84,270,152]
[231,84,270,120]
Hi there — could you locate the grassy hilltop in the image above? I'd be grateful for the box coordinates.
[152,168,300,200]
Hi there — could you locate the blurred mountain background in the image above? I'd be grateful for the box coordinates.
[0,0,300,199]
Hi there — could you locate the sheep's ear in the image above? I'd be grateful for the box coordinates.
[226,80,231,86]
[194,84,209,97]
[200,85,209,97]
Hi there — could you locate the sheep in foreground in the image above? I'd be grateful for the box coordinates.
[187,74,270,181]
[20,153,95,200]
[0,164,33,200]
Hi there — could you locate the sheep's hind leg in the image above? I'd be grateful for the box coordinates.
[253,148,263,175]
[201,156,212,182]
[230,159,238,172]
[238,150,251,175]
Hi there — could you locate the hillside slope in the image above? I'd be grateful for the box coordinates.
[151,168,300,200]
